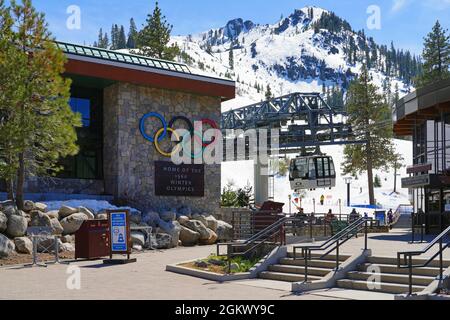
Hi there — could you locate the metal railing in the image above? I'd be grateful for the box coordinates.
[397,225,450,295]
[293,217,378,282]
[216,217,302,273]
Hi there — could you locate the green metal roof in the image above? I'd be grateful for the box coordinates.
[56,41,192,75]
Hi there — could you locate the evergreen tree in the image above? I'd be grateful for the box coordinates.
[417,20,450,87]
[265,84,273,101]
[127,18,138,49]
[117,25,127,49]
[136,1,180,60]
[228,44,234,70]
[0,0,81,209]
[341,66,395,205]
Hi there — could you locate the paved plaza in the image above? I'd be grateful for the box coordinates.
[0,228,447,300]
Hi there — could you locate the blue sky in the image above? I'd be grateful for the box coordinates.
[25,0,450,55]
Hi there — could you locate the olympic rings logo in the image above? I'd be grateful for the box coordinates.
[139,112,219,158]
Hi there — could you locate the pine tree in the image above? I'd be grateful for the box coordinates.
[341,66,395,205]
[228,44,234,70]
[417,20,450,87]
[0,0,81,209]
[136,1,180,60]
[117,25,127,49]
[265,84,273,101]
[127,18,138,49]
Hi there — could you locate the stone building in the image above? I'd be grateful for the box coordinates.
[16,41,235,215]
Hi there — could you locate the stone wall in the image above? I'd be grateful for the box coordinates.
[103,82,222,215]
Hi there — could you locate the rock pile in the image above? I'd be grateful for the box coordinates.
[0,200,234,258]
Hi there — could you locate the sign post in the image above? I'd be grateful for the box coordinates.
[103,209,136,265]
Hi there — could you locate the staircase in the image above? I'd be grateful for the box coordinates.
[259,252,351,282]
[337,255,450,294]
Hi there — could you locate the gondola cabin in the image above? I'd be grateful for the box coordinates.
[289,155,336,191]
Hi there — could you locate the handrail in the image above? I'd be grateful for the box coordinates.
[292,217,376,282]
[216,217,302,273]
[397,225,450,295]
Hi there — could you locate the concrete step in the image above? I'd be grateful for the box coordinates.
[367,256,450,268]
[358,263,442,277]
[259,271,322,283]
[287,252,351,262]
[280,258,339,269]
[268,264,332,277]
[346,271,435,287]
[336,279,426,294]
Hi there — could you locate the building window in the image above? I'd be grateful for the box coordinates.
[58,86,103,180]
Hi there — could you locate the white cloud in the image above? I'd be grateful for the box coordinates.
[422,0,450,10]
[391,0,408,13]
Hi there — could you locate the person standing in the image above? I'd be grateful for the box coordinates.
[320,194,325,206]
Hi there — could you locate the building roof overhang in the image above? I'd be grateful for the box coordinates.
[58,41,236,101]
[393,79,450,137]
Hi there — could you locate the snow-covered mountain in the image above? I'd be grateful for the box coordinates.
[170,6,417,209]
[172,6,420,105]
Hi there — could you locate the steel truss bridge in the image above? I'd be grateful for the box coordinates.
[221,92,363,161]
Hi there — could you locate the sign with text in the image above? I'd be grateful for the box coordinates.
[402,174,430,189]
[108,210,130,253]
[155,161,205,197]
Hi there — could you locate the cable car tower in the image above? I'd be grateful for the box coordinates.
[221,92,364,205]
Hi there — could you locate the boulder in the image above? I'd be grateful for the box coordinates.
[199,229,218,245]
[183,220,210,240]
[6,215,28,238]
[96,213,107,220]
[46,210,59,220]
[36,235,63,253]
[229,263,240,272]
[179,226,200,246]
[133,244,143,251]
[160,210,176,222]
[129,211,142,224]
[23,200,35,212]
[3,205,18,218]
[60,242,75,252]
[50,218,64,235]
[158,220,181,248]
[61,235,74,243]
[177,215,190,225]
[192,214,208,227]
[0,212,7,233]
[34,202,48,212]
[60,213,88,235]
[142,211,160,227]
[29,211,52,228]
[205,216,218,232]
[194,260,208,268]
[77,207,95,220]
[155,233,172,249]
[131,231,146,247]
[216,220,234,242]
[0,233,15,258]
[14,237,33,254]
[58,206,78,219]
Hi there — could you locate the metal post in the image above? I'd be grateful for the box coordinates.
[439,238,443,282]
[313,198,316,214]
[54,236,60,264]
[309,215,313,240]
[364,220,368,251]
[411,212,415,243]
[409,255,413,296]
[421,224,425,243]
[336,239,340,270]
[304,250,309,283]
[347,182,351,207]
[288,195,292,216]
